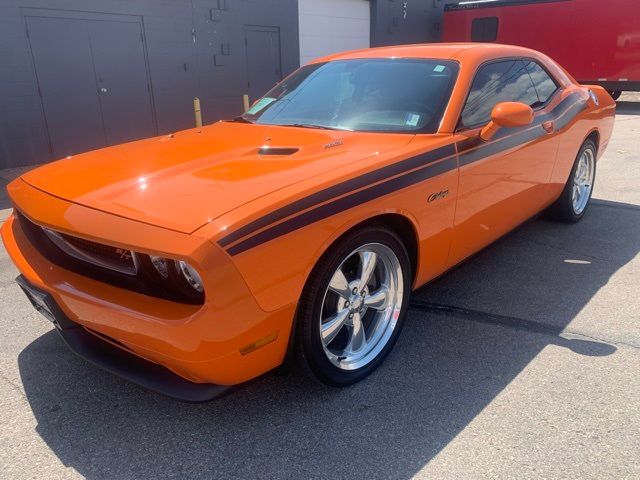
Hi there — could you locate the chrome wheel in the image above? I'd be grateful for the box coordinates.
[572,147,595,215]
[319,243,404,371]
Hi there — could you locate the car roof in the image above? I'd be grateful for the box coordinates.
[311,43,540,64]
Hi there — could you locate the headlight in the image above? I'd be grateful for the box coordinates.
[149,255,169,278]
[138,254,205,302]
[176,260,203,293]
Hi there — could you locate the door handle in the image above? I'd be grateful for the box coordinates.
[542,120,554,134]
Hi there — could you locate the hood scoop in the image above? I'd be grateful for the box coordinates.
[258,146,299,156]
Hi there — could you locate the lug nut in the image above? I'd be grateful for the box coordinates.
[345,301,350,307]
[352,287,358,294]
[349,313,354,319]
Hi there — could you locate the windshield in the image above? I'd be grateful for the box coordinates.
[240,58,459,133]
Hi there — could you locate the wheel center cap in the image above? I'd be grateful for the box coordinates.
[350,295,363,311]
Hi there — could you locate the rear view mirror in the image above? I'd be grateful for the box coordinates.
[480,102,534,141]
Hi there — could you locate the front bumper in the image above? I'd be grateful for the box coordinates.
[2,179,297,389]
[16,275,228,402]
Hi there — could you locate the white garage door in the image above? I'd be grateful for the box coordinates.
[298,0,370,66]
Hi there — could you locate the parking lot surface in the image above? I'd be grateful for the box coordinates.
[0,97,638,479]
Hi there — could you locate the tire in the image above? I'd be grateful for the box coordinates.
[546,138,597,223]
[295,224,411,386]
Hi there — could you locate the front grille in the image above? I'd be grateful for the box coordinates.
[42,228,137,275]
[14,210,204,305]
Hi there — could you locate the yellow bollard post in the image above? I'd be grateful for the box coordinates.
[193,97,203,128]
[242,94,250,113]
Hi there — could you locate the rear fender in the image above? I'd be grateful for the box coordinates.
[550,86,615,188]
[582,85,616,157]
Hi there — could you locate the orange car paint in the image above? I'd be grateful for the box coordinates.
[479,102,534,141]
[1,44,615,387]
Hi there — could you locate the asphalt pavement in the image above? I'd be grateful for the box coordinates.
[0,96,638,479]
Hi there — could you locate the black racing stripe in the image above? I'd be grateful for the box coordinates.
[535,93,586,132]
[457,93,585,166]
[459,124,546,166]
[554,97,587,130]
[227,157,458,256]
[223,93,586,255]
[218,142,456,247]
[460,93,582,151]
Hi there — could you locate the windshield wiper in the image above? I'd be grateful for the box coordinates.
[227,119,351,131]
[287,123,353,132]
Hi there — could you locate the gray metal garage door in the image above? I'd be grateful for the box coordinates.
[26,12,155,159]
[298,0,370,66]
[244,26,282,102]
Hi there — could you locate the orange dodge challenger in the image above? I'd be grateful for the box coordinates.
[2,44,615,401]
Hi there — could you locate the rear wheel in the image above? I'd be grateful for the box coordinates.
[296,225,411,386]
[547,138,597,223]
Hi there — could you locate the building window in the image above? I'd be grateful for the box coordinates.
[471,17,498,42]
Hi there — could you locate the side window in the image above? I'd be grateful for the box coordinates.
[471,17,498,42]
[460,60,539,128]
[524,61,559,104]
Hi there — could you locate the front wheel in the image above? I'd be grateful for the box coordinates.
[547,138,597,223]
[295,225,411,386]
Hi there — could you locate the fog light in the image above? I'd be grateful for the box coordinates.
[149,255,169,278]
[177,260,203,293]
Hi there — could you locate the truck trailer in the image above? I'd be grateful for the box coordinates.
[443,0,640,99]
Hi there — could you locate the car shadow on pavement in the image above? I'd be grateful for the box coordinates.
[615,100,640,115]
[16,199,639,479]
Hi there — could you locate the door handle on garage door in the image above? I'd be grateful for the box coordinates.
[542,120,554,133]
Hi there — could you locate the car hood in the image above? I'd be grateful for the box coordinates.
[21,122,413,233]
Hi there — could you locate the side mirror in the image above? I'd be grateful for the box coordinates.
[480,102,534,141]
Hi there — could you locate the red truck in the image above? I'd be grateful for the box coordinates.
[442,0,640,99]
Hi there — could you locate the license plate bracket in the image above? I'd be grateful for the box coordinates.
[16,276,64,329]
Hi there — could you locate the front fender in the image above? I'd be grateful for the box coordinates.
[218,206,420,312]
[201,170,457,312]
[197,136,459,312]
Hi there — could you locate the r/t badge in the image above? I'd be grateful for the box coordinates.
[428,189,449,203]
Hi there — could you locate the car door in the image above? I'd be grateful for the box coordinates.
[448,59,562,266]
